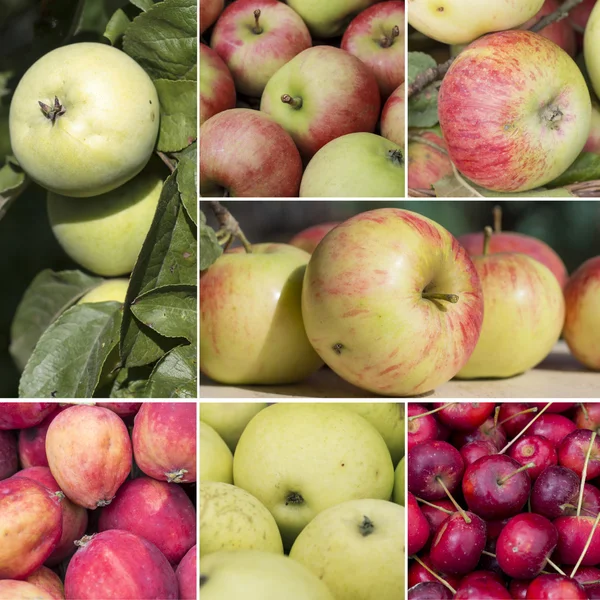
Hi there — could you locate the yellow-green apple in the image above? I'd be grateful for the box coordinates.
[199,403,267,451]
[200,482,283,557]
[260,46,380,160]
[200,43,236,126]
[522,0,576,56]
[284,0,379,38]
[586,2,600,98]
[340,1,405,98]
[299,133,404,197]
[289,222,341,254]
[200,0,224,33]
[200,422,233,484]
[210,0,311,98]
[289,499,404,600]
[571,0,596,33]
[407,0,544,45]
[393,457,404,505]
[456,228,565,379]
[233,404,394,548]
[200,109,303,197]
[380,83,405,148]
[200,243,323,384]
[585,101,600,154]
[439,30,591,192]
[301,208,484,397]
[200,550,335,599]
[563,257,600,370]
[407,128,453,190]
[78,279,129,304]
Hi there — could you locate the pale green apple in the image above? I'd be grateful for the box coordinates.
[233,403,394,549]
[285,0,379,38]
[338,403,404,466]
[199,403,267,452]
[585,1,600,100]
[47,165,163,277]
[200,550,335,599]
[200,422,233,484]
[289,499,405,600]
[300,133,404,197]
[77,279,129,304]
[393,457,404,506]
[200,481,283,557]
[9,43,159,197]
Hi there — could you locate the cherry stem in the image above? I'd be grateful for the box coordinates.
[493,205,502,233]
[499,402,552,455]
[416,497,453,514]
[435,476,470,523]
[498,407,538,428]
[578,431,598,517]
[571,512,600,579]
[483,226,493,255]
[498,462,536,486]
[546,557,567,576]
[252,9,263,34]
[408,403,456,422]
[422,292,459,303]
[380,25,400,48]
[281,94,303,109]
[411,555,457,595]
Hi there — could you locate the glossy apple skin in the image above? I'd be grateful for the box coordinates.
[420,499,456,538]
[529,414,577,447]
[433,402,495,431]
[530,402,577,414]
[408,492,430,555]
[260,46,380,161]
[0,403,56,430]
[380,83,405,147]
[530,465,580,519]
[452,417,507,451]
[497,403,535,438]
[454,577,512,599]
[200,109,303,197]
[456,253,565,379]
[526,574,587,599]
[522,0,576,56]
[0,430,17,480]
[508,435,557,480]
[510,579,532,599]
[289,222,340,254]
[408,581,453,599]
[408,554,462,590]
[200,0,224,33]
[559,429,600,480]
[573,566,600,600]
[575,403,600,432]
[200,43,236,127]
[563,257,600,370]
[302,208,483,396]
[460,440,497,466]
[408,404,439,450]
[210,0,311,97]
[439,30,591,192]
[554,515,600,565]
[201,243,322,385]
[458,232,568,288]
[341,1,405,98]
[407,129,453,190]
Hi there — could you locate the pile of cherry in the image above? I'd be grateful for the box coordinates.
[408,402,600,600]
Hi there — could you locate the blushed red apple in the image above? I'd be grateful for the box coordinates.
[200,43,236,126]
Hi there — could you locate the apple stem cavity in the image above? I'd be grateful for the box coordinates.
[422,292,459,304]
[285,491,304,506]
[411,555,457,595]
[571,512,600,579]
[359,515,375,537]
[39,96,66,125]
[577,431,598,516]
[493,205,503,233]
[416,496,453,514]
[379,25,400,48]
[281,94,303,110]
[499,402,552,454]
[435,475,471,523]
[252,9,263,34]
[408,403,456,421]
[497,462,536,486]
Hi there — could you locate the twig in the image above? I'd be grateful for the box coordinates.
[156,151,176,174]
[207,201,252,253]
[531,0,585,32]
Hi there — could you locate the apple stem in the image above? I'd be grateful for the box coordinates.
[411,555,457,595]
[422,292,459,303]
[493,405,500,428]
[482,550,496,558]
[571,512,600,579]
[577,431,598,517]
[497,462,536,486]
[482,226,493,255]
[546,557,567,576]
[379,25,400,48]
[38,96,66,124]
[281,94,303,110]
[408,403,456,421]
[415,496,453,514]
[582,580,600,586]
[497,406,538,428]
[435,476,471,523]
[499,402,552,455]
[493,205,502,233]
[581,403,590,421]
[252,9,263,34]
[208,201,253,253]
[560,503,596,517]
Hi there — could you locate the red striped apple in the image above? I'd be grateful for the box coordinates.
[210,0,311,97]
[200,0,224,33]
[260,46,380,160]
[341,1,405,98]
[585,2,600,100]
[290,222,340,254]
[439,30,591,192]
[200,43,236,127]
[301,208,484,396]
[563,257,600,370]
[408,129,452,190]
[381,83,405,148]
[522,0,576,56]
[200,109,303,197]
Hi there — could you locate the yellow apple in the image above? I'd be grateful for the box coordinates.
[200,422,233,484]
[393,457,404,506]
[77,279,129,304]
[585,2,600,100]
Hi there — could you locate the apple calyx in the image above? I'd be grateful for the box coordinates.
[252,9,263,34]
[96,496,115,508]
[281,94,303,110]
[541,103,564,129]
[285,491,304,506]
[388,149,404,167]
[74,534,96,548]
[379,25,400,48]
[422,292,459,304]
[359,515,375,537]
[166,468,188,483]
[200,574,208,587]
[39,96,66,125]
[332,342,345,355]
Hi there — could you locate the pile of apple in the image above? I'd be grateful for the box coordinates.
[407,0,600,194]
[0,402,197,600]
[199,0,405,197]
[407,401,600,599]
[199,402,404,599]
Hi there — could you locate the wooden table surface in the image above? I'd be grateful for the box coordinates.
[200,341,599,399]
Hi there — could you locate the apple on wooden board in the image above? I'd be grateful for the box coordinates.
[289,222,341,254]
[407,0,544,45]
[260,46,380,161]
[522,0,576,56]
[199,44,236,127]
[200,243,323,385]
[299,133,404,197]
[456,228,565,380]
[407,128,453,190]
[199,422,232,484]
[563,257,600,370]
[584,101,600,154]
[199,109,303,197]
[200,0,224,33]
[341,1,405,99]
[380,83,405,148]
[585,2,600,101]
[210,0,311,98]
[301,208,484,397]
[439,30,591,193]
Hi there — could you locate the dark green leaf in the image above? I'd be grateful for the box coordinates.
[130,0,158,11]
[145,343,196,397]
[407,52,437,85]
[176,142,197,225]
[155,78,197,152]
[104,8,131,45]
[549,152,600,187]
[407,52,440,128]
[200,210,222,270]
[102,363,154,397]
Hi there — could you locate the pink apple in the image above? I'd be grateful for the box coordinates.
[438,30,591,192]
[408,129,453,190]
[200,0,224,34]
[563,257,600,370]
[210,0,311,98]
[260,46,380,160]
[301,208,484,397]
[522,0,576,56]
[289,222,341,254]
[200,43,236,127]
[570,0,597,33]
[341,1,405,98]
[380,83,404,147]
[585,101,600,153]
[200,108,303,197]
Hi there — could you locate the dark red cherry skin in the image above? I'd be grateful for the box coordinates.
[509,579,532,600]
[408,582,453,599]
[462,455,531,520]
[529,414,577,447]
[420,499,456,538]
[574,403,600,434]
[508,434,558,480]
[408,404,439,450]
[433,402,496,431]
[408,492,430,555]
[525,574,587,599]
[553,515,600,565]
[563,483,600,517]
[408,440,465,501]
[559,429,600,480]
[454,577,511,600]
[429,511,487,576]
[530,466,580,519]
[407,554,462,590]
[461,440,498,466]
[496,513,558,579]
[498,403,535,438]
[530,402,577,414]
[452,417,507,451]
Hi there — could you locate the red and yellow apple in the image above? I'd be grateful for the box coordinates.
[586,4,600,110]
[200,0,224,34]
[522,0,576,56]
[200,43,236,127]
[407,128,452,190]
[584,101,600,153]
[289,222,341,254]
[380,83,405,148]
